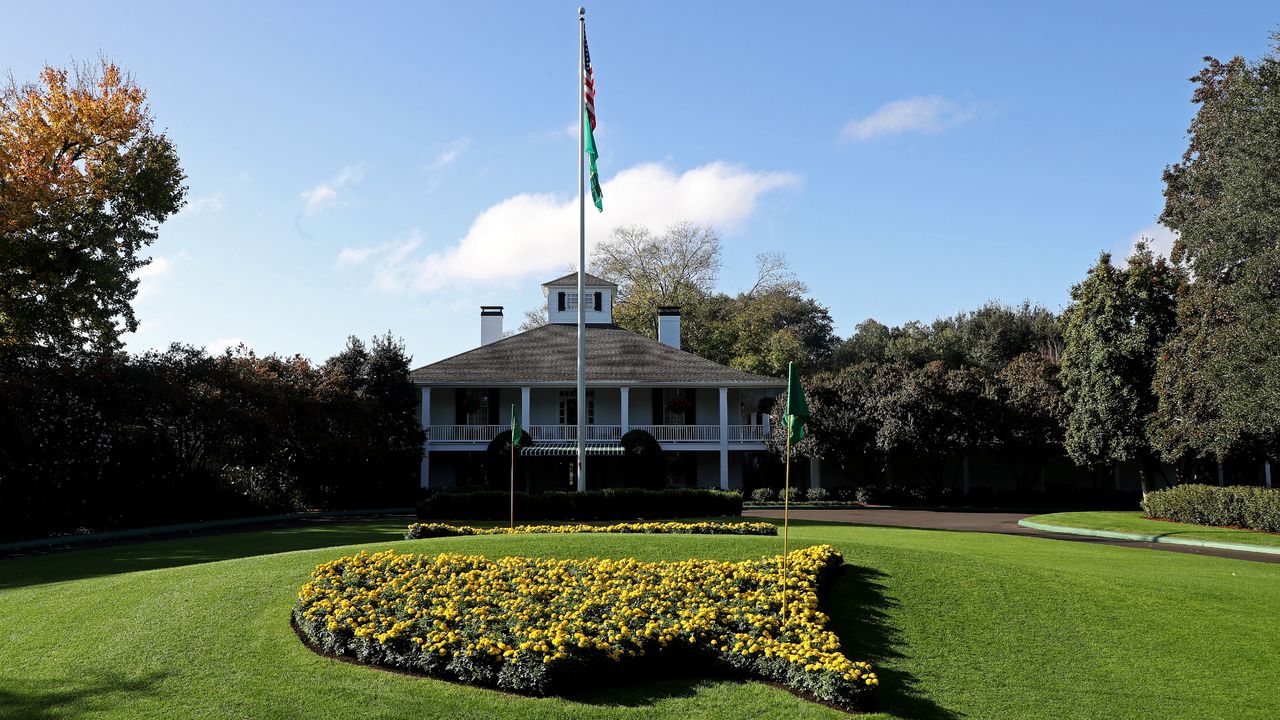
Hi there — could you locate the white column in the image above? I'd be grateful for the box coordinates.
[521,386,531,434]
[718,386,729,490]
[809,456,821,489]
[1265,461,1272,489]
[419,387,431,489]
[619,386,630,435]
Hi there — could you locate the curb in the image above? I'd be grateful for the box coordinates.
[1017,518,1280,556]
[0,508,415,552]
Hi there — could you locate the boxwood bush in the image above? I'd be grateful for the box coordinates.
[417,488,742,521]
[1142,484,1280,533]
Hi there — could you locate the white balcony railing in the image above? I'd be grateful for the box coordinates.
[426,424,769,444]
[528,424,621,442]
[428,424,507,442]
[628,424,720,443]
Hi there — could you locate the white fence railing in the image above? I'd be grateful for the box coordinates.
[427,424,768,444]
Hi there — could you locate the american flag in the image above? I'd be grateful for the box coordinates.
[583,30,597,131]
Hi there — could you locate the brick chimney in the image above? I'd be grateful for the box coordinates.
[480,306,503,346]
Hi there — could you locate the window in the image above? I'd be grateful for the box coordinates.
[663,388,692,426]
[565,292,579,310]
[463,390,490,426]
[558,390,595,425]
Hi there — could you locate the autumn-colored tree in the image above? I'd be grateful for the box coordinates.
[0,59,186,354]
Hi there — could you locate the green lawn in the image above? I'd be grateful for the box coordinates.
[2,519,1278,719]
[1028,510,1280,548]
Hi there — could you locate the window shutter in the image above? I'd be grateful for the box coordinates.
[488,389,500,425]
[557,292,566,311]
[594,292,602,311]
[686,389,697,425]
[652,388,662,425]
[455,388,466,425]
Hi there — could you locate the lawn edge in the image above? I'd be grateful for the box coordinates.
[0,508,414,552]
[1018,518,1280,556]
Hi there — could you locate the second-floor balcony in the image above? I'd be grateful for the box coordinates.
[427,424,770,445]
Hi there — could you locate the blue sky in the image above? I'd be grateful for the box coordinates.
[8,1,1279,365]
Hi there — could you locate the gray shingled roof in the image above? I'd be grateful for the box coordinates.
[410,323,784,386]
[541,271,618,288]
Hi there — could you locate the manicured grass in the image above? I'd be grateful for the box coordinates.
[2,519,1278,719]
[1028,510,1280,548]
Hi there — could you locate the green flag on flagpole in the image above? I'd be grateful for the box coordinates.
[785,362,809,445]
[584,108,602,212]
[511,404,524,447]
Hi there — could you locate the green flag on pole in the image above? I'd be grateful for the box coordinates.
[585,109,603,212]
[582,25,602,212]
[511,404,524,447]
[785,362,809,444]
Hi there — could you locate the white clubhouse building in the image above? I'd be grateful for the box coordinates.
[411,273,786,491]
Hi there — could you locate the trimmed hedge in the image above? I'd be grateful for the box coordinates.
[1142,484,1280,533]
[416,488,742,521]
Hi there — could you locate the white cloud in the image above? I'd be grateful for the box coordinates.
[134,256,172,300]
[841,96,976,142]
[1119,223,1178,262]
[422,139,470,193]
[424,138,469,173]
[340,161,799,294]
[180,192,226,216]
[301,165,364,213]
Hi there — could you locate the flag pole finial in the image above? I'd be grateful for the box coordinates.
[578,7,585,16]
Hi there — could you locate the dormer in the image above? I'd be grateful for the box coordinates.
[542,272,618,324]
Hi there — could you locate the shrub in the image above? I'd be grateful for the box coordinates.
[416,488,742,521]
[805,487,829,502]
[404,521,777,540]
[750,488,775,503]
[781,487,802,503]
[620,430,664,489]
[293,545,876,708]
[1142,484,1280,533]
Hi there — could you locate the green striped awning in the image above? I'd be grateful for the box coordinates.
[518,444,625,456]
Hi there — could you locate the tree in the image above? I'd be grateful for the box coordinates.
[1060,244,1182,492]
[1155,43,1280,463]
[588,223,835,376]
[767,363,891,486]
[875,361,996,491]
[1,59,187,354]
[591,222,721,337]
[833,303,1061,373]
[716,290,837,377]
[993,352,1067,491]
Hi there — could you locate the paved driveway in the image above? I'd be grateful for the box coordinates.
[744,507,1280,564]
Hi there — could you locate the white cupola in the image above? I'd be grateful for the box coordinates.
[542,272,617,324]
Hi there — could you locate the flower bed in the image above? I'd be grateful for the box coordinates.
[293,544,876,709]
[404,520,778,540]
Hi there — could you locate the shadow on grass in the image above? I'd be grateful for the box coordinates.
[826,565,959,720]
[559,672,709,707]
[0,518,409,591]
[0,670,168,720]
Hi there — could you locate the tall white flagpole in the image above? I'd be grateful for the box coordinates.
[576,6,588,492]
